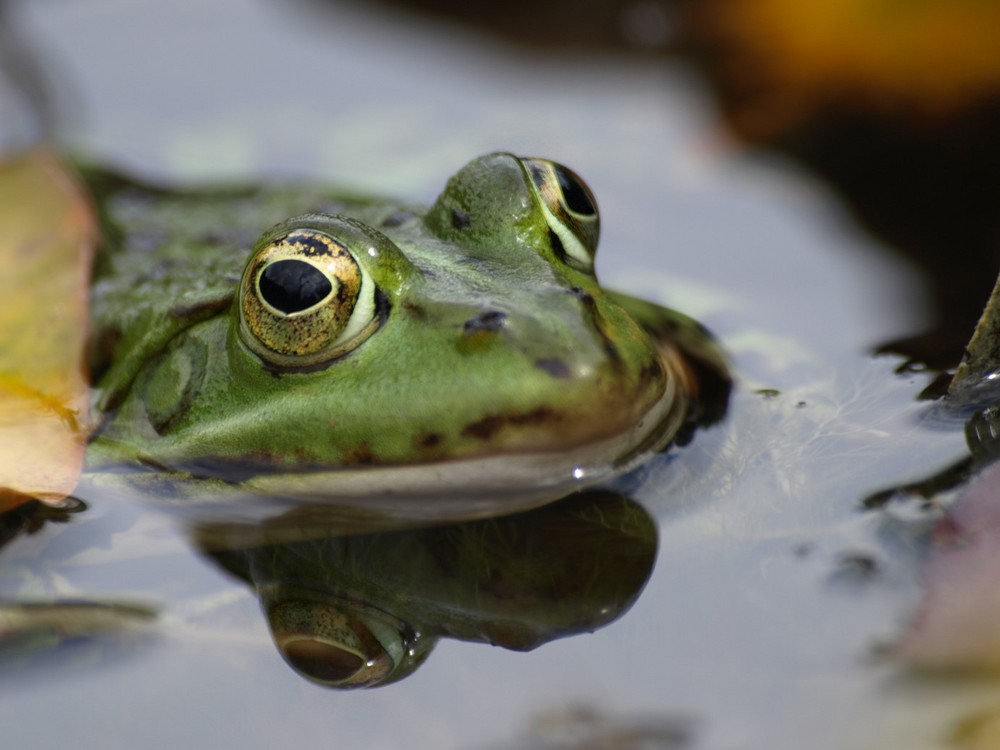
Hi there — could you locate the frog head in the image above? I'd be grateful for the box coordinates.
[90,153,714,506]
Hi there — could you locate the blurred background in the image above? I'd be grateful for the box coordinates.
[2,2,1000,748]
[5,0,998,367]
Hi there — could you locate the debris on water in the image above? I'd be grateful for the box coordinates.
[897,461,1000,669]
[830,552,880,584]
[0,496,87,552]
[792,542,814,558]
[0,600,157,662]
[515,705,696,750]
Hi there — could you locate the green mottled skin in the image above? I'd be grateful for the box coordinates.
[82,153,728,502]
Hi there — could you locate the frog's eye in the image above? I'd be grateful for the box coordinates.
[266,598,431,689]
[522,158,600,272]
[239,228,380,368]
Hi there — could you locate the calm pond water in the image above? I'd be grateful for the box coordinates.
[1,1,996,748]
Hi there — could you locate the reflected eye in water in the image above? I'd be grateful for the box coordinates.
[265,595,431,688]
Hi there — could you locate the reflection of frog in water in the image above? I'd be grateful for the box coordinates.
[193,490,657,688]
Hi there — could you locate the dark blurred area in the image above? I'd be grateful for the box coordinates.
[679,0,1000,370]
[316,0,1000,370]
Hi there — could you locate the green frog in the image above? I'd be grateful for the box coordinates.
[82,152,729,511]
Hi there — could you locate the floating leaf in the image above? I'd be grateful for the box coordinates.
[0,149,97,510]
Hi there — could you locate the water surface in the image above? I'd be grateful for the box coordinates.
[0,1,990,748]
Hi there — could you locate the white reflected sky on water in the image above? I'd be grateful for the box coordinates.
[0,1,975,749]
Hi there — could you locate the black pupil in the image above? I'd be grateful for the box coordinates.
[554,165,596,216]
[259,259,333,314]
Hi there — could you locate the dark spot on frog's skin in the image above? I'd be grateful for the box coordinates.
[451,208,471,229]
[464,311,507,334]
[756,388,781,399]
[462,407,558,441]
[403,301,427,319]
[568,287,593,303]
[534,358,571,378]
[382,211,415,228]
[415,433,444,453]
[343,444,377,465]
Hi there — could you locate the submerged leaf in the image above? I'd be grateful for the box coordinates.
[0,149,97,510]
[898,462,1000,669]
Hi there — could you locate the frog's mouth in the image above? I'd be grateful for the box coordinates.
[84,382,688,522]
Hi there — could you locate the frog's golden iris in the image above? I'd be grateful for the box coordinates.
[239,226,380,369]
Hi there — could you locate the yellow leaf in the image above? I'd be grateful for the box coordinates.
[0,149,98,511]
